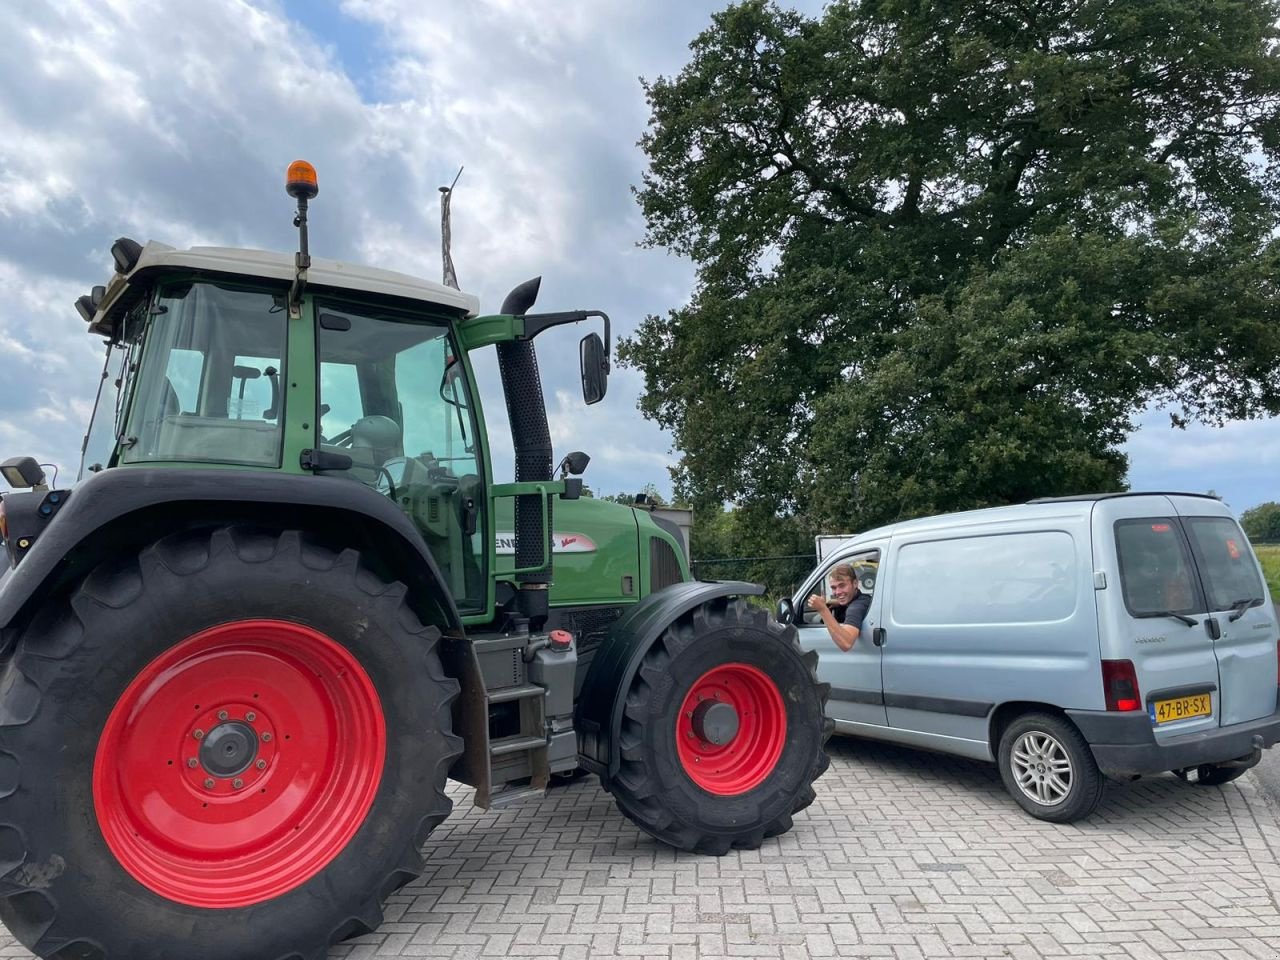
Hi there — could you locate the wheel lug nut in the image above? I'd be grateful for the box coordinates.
[245,712,256,722]
[262,733,272,742]
[256,759,267,770]
[187,758,198,768]
[193,729,205,740]
[204,778,215,789]
[232,778,243,789]
[218,710,229,721]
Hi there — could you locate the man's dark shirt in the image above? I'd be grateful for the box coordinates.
[831,592,871,632]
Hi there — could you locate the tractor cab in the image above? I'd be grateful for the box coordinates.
[74,240,494,612]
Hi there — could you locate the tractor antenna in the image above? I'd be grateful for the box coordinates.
[439,166,464,290]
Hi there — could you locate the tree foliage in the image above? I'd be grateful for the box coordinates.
[1242,501,1280,541]
[689,503,815,599]
[623,0,1280,532]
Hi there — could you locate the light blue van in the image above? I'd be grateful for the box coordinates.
[778,493,1280,822]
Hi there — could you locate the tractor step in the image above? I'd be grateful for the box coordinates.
[489,734,548,758]
[486,683,546,704]
[486,783,547,809]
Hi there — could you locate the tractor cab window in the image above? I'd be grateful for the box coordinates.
[78,343,129,479]
[120,281,287,468]
[317,302,485,612]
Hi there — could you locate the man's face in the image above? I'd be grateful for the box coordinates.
[828,576,855,605]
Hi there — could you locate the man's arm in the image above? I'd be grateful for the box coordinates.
[810,598,861,652]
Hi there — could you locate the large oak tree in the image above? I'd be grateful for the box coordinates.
[623,0,1280,531]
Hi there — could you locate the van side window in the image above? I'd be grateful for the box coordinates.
[1114,519,1200,617]
[1183,517,1266,613]
[892,532,1075,625]
[896,529,1075,627]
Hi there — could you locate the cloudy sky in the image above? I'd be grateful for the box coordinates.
[2,0,1276,520]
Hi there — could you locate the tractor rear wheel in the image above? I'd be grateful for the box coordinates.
[0,527,460,960]
[605,598,831,854]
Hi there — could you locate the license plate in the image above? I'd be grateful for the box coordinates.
[1149,694,1212,725]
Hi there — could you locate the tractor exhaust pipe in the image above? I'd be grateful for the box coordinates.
[497,277,552,629]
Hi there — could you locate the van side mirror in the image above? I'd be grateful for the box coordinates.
[776,597,795,625]
[580,332,608,405]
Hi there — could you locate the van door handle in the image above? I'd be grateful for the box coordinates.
[1205,617,1221,641]
[872,627,886,646]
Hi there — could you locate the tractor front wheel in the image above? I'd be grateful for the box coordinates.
[605,598,831,854]
[0,527,460,960]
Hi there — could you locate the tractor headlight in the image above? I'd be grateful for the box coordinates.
[0,457,46,490]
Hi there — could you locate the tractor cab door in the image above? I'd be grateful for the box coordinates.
[316,301,487,611]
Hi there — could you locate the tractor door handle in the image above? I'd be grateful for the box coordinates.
[1205,617,1221,641]
[872,626,886,647]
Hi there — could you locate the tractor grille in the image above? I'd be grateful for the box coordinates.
[650,536,682,591]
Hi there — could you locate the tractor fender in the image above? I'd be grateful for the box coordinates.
[0,467,461,642]
[575,578,766,780]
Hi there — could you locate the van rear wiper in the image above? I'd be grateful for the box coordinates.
[1153,611,1197,627]
[1227,597,1262,622]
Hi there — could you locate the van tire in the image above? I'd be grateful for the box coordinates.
[997,713,1105,823]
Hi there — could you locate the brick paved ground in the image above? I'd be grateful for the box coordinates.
[3,738,1279,959]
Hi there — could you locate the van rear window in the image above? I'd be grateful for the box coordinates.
[1183,517,1265,613]
[1114,519,1200,617]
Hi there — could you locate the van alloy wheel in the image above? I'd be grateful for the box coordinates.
[1009,731,1073,807]
[996,712,1105,823]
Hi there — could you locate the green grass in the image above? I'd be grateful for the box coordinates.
[1255,544,1280,601]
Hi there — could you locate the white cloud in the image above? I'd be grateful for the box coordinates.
[2,0,1269,518]
[1123,407,1280,514]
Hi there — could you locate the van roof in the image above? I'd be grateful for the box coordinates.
[1027,491,1222,504]
[843,492,1228,547]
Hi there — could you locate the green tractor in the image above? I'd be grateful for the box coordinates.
[0,163,830,960]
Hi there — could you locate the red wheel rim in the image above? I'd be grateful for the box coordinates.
[675,662,786,795]
[93,619,385,908]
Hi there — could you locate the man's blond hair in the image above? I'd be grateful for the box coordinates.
[828,563,856,584]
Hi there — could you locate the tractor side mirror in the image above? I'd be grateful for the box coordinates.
[776,597,795,625]
[580,333,608,405]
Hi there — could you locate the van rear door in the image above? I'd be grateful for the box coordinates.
[1174,505,1278,728]
[1101,499,1220,739]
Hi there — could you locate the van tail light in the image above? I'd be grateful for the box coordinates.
[1102,659,1142,712]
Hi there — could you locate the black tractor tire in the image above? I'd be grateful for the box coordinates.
[1173,764,1250,786]
[0,527,461,960]
[604,598,831,855]
[997,712,1105,823]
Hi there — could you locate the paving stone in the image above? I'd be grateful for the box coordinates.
[2,739,1279,959]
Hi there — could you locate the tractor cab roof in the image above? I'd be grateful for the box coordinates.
[86,240,480,340]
